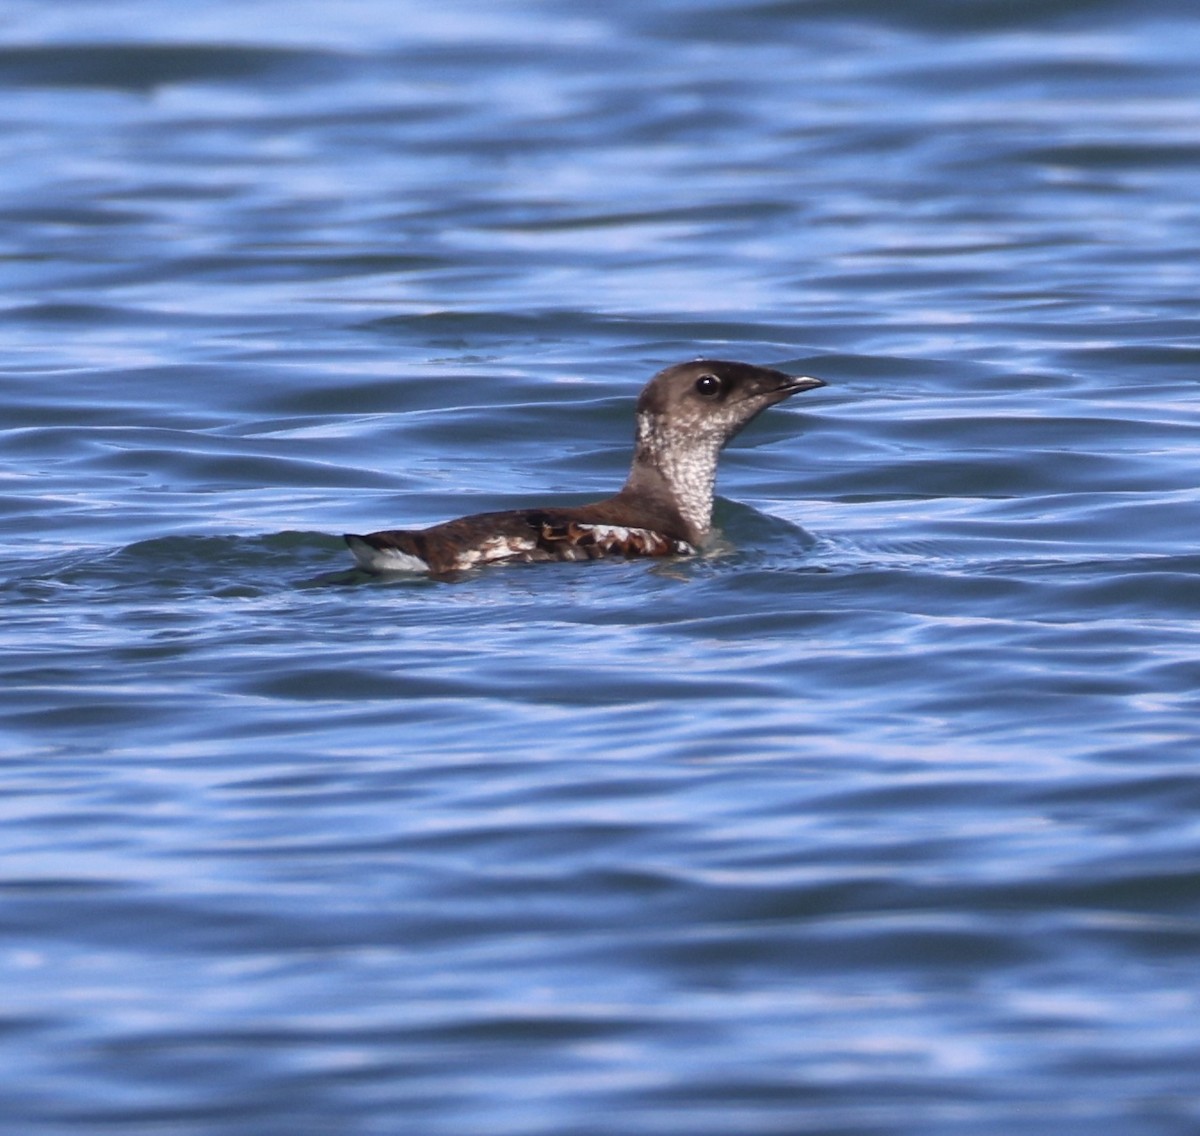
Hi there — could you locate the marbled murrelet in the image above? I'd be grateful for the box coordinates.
[344,360,825,576]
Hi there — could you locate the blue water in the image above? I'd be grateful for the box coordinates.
[3,1,1200,1132]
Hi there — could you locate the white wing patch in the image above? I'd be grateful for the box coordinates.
[586,523,694,555]
[452,534,538,569]
[346,536,429,573]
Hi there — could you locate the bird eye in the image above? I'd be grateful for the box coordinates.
[694,374,723,399]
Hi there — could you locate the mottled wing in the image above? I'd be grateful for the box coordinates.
[530,512,694,561]
[346,508,694,575]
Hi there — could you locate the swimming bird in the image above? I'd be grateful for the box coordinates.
[345,359,825,575]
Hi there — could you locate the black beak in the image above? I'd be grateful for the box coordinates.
[780,375,826,394]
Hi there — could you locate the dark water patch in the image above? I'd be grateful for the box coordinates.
[500,202,796,233]
[0,301,199,326]
[639,0,1182,36]
[0,204,154,229]
[0,43,351,93]
[242,664,485,703]
[1018,141,1200,171]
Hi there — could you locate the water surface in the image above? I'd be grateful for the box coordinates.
[2,1,1200,1132]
